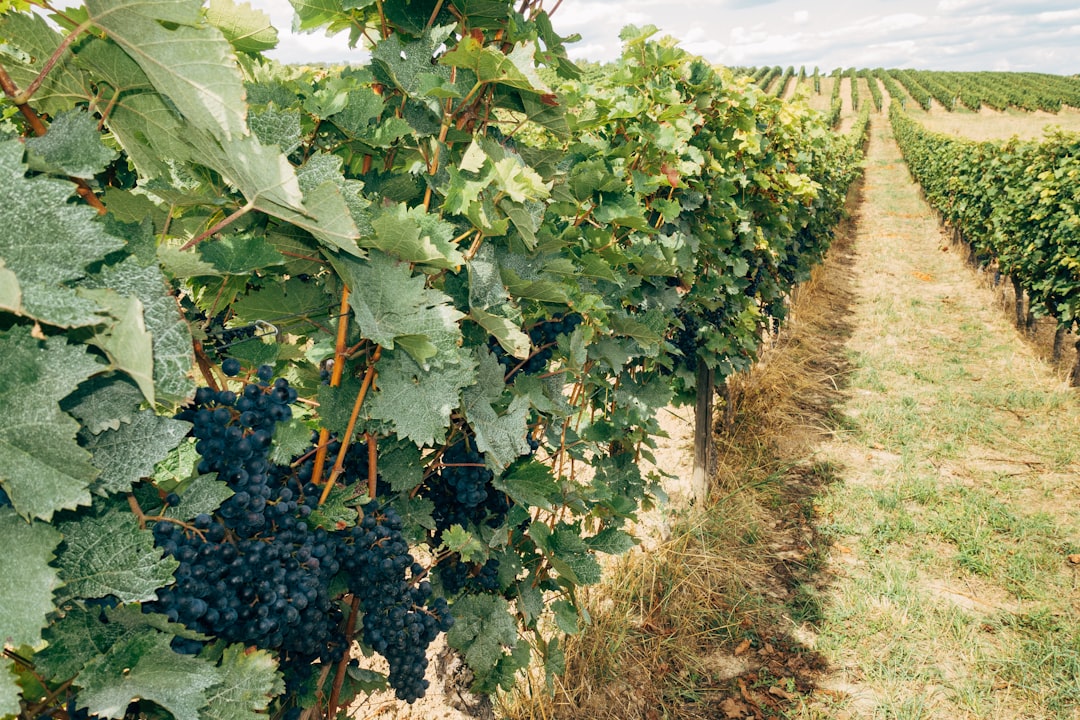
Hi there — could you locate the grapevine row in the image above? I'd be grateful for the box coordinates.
[0,5,864,720]
[890,106,1080,382]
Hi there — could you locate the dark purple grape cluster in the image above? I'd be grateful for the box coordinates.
[151,371,346,671]
[340,502,452,702]
[435,555,501,595]
[441,439,492,507]
[419,439,511,539]
[150,369,454,703]
[488,313,583,379]
[670,307,701,372]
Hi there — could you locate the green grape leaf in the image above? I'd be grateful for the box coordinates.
[158,245,221,279]
[231,278,331,327]
[83,251,196,403]
[201,644,283,720]
[315,374,365,439]
[370,26,455,99]
[264,171,361,257]
[339,251,465,362]
[446,594,518,688]
[269,418,313,465]
[25,108,119,179]
[79,289,156,405]
[514,579,544,626]
[466,244,527,357]
[62,375,144,435]
[441,525,485,563]
[153,440,199,488]
[307,484,362,531]
[393,495,435,544]
[378,438,423,493]
[0,655,18,717]
[550,599,581,635]
[295,152,371,235]
[206,0,278,54]
[368,349,476,447]
[584,527,637,555]
[85,0,247,140]
[329,86,384,136]
[0,327,102,521]
[77,628,218,720]
[84,411,192,496]
[548,524,602,586]
[470,307,530,360]
[367,202,464,269]
[462,349,530,472]
[249,106,303,155]
[38,606,207,682]
[75,36,152,95]
[36,605,124,681]
[56,510,179,603]
[0,259,21,313]
[199,235,286,274]
[163,474,232,521]
[440,37,549,94]
[491,460,559,511]
[345,665,387,695]
[0,508,63,647]
[0,140,124,327]
[0,12,90,116]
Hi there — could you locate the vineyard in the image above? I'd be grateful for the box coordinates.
[2,2,1080,720]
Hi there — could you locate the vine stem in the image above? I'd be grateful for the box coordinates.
[178,201,255,251]
[319,346,382,506]
[127,494,205,539]
[367,432,378,498]
[424,0,446,30]
[0,63,107,214]
[311,286,352,487]
[325,595,362,718]
[16,19,93,105]
[422,93,456,211]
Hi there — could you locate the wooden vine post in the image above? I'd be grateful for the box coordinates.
[691,364,715,503]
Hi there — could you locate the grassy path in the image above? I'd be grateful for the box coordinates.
[799,114,1080,719]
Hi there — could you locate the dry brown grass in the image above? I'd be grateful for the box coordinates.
[907,104,1080,140]
[502,175,865,720]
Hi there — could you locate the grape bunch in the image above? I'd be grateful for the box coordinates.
[441,439,492,507]
[150,368,454,703]
[488,313,583,379]
[185,304,260,356]
[435,555,501,595]
[670,307,701,372]
[420,439,510,538]
[339,502,453,702]
[151,369,347,670]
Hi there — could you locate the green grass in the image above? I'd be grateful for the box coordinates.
[793,116,1080,720]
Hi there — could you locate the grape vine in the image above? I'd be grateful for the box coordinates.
[0,1,865,718]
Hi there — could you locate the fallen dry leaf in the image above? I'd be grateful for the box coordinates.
[768,685,795,700]
[720,697,751,718]
[1067,553,1080,564]
[734,638,752,656]
[835,544,852,554]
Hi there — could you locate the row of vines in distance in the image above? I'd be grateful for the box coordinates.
[0,2,864,719]
[891,106,1080,382]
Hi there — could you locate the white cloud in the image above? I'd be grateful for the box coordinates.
[242,0,1079,76]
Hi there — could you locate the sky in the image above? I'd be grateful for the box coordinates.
[250,0,1080,75]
